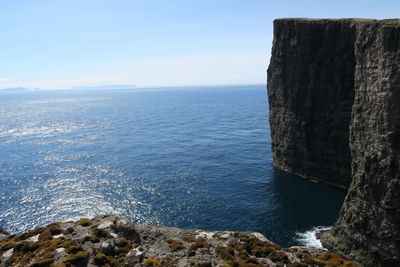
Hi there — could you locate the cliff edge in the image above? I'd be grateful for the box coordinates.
[267,18,400,267]
[0,215,359,267]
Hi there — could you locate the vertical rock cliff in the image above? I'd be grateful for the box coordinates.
[267,18,400,267]
[325,20,400,267]
[267,19,355,188]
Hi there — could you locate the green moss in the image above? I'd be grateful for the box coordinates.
[142,257,161,267]
[66,245,83,254]
[31,257,54,267]
[63,251,88,264]
[14,241,40,253]
[75,218,92,227]
[48,238,63,250]
[94,252,108,265]
[60,240,75,248]
[92,228,109,238]
[223,261,237,267]
[49,224,63,235]
[94,252,120,266]
[108,256,120,266]
[18,227,45,241]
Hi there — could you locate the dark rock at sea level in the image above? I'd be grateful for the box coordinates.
[267,18,400,267]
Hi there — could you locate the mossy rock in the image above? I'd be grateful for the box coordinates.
[31,257,54,267]
[14,241,40,253]
[0,240,16,251]
[94,252,120,266]
[94,252,108,265]
[45,238,63,251]
[39,230,53,241]
[60,240,75,248]
[142,257,161,267]
[18,227,45,241]
[49,224,63,235]
[75,218,92,227]
[63,251,88,264]
[66,245,83,254]
[92,228,109,238]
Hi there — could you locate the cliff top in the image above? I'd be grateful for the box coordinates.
[274,18,400,24]
[0,215,361,266]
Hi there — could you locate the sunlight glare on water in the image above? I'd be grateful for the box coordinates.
[0,86,346,247]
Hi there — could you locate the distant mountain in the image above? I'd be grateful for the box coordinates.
[71,84,136,91]
[0,87,33,93]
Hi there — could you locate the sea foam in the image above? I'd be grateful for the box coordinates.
[295,226,331,249]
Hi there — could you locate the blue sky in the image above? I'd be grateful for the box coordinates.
[0,0,399,89]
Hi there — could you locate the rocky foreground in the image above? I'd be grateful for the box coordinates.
[0,215,359,267]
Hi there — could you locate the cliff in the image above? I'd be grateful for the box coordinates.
[0,215,359,267]
[267,19,356,188]
[268,18,400,267]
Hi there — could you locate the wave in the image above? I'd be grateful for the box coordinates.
[295,226,331,249]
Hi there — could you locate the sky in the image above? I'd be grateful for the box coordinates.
[0,0,399,90]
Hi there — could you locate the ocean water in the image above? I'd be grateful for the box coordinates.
[0,85,346,247]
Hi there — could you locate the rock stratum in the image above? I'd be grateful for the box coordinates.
[268,18,400,267]
[0,215,360,267]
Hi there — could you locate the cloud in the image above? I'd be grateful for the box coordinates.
[0,78,9,82]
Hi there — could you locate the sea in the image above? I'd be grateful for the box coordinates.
[0,85,346,247]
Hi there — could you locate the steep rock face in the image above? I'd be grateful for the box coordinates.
[268,18,400,267]
[267,19,355,188]
[323,20,400,267]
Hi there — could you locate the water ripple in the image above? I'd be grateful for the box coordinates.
[0,87,346,247]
